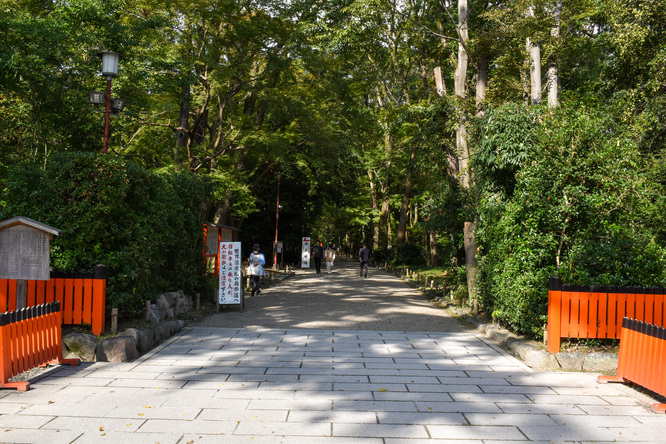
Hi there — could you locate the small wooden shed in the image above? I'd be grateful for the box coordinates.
[0,216,62,310]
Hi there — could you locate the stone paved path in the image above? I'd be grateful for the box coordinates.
[191,258,466,332]
[0,260,664,443]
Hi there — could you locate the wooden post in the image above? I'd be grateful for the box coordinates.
[16,279,27,311]
[144,300,151,322]
[111,308,118,335]
[196,293,200,311]
[111,307,118,332]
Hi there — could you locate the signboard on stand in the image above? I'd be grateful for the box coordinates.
[301,237,311,269]
[218,242,243,306]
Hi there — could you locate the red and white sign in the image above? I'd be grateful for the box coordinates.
[301,237,311,269]
[218,242,243,305]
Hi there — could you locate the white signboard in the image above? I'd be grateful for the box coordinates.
[218,242,243,305]
[0,225,50,280]
[301,237,311,269]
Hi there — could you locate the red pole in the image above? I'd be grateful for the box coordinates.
[273,174,281,270]
[102,78,112,154]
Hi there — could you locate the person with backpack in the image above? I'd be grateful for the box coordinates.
[325,244,336,274]
[248,244,265,296]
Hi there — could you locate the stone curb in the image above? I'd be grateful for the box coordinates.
[461,312,618,373]
[408,280,619,374]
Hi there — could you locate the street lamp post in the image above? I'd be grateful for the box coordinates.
[273,173,281,270]
[98,51,122,154]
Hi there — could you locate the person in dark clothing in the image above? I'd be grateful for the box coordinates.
[312,241,324,274]
[359,243,370,278]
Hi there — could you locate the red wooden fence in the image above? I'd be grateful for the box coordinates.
[598,318,666,413]
[547,277,666,353]
[0,265,106,335]
[0,302,80,391]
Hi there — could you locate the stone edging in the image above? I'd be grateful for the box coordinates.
[459,311,618,373]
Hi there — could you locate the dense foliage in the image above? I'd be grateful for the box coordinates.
[2,0,666,336]
[1,153,213,315]
[474,103,666,335]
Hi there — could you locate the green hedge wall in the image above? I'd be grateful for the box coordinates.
[1,152,213,317]
[474,103,666,337]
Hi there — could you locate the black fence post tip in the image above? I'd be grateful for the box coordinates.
[549,276,562,291]
[93,264,107,279]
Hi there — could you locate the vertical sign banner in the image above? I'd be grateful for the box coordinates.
[219,242,243,305]
[301,237,311,269]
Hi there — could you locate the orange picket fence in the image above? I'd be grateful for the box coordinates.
[0,302,80,391]
[547,277,666,353]
[0,265,107,335]
[598,318,666,413]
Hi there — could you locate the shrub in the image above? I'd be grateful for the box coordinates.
[1,153,212,317]
[474,103,666,337]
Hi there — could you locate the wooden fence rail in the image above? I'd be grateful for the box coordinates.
[0,265,106,335]
[547,276,666,353]
[598,318,666,413]
[0,302,80,391]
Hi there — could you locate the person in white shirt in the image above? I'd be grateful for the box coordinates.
[325,244,336,274]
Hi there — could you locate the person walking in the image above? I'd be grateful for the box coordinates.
[325,244,336,274]
[313,240,324,274]
[248,244,265,296]
[359,243,370,278]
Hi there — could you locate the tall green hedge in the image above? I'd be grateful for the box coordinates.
[474,103,666,337]
[1,152,213,317]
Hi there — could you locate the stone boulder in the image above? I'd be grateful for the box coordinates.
[582,352,618,373]
[96,336,140,362]
[556,352,585,371]
[146,290,194,323]
[63,333,98,361]
[121,328,155,354]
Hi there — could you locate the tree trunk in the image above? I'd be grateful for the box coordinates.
[456,0,478,302]
[175,83,190,171]
[368,169,380,250]
[429,229,439,267]
[528,38,542,105]
[455,0,469,187]
[548,0,563,108]
[476,57,488,117]
[396,145,417,246]
[463,221,478,297]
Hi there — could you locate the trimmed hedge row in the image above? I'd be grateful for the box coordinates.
[1,152,213,317]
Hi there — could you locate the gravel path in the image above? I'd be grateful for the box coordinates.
[192,258,468,332]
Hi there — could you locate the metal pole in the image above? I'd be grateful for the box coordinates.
[273,174,281,270]
[102,77,112,153]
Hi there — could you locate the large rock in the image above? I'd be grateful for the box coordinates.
[63,333,98,361]
[96,336,139,362]
[121,328,155,354]
[582,352,618,373]
[556,352,585,370]
[523,349,560,370]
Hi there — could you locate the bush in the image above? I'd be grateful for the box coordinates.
[474,103,666,337]
[1,153,213,317]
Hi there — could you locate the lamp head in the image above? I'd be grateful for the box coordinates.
[98,51,122,79]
